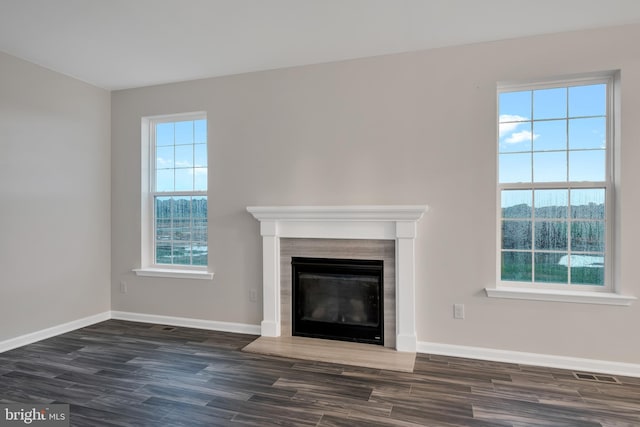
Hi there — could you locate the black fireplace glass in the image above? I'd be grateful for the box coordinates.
[292,257,383,345]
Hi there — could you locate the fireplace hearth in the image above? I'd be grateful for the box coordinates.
[292,257,384,345]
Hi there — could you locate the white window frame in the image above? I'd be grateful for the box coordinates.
[486,72,634,305]
[134,112,213,280]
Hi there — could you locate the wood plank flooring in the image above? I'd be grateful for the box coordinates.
[243,336,416,372]
[0,320,638,426]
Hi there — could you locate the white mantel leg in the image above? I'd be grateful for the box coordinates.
[395,221,418,352]
[260,221,281,337]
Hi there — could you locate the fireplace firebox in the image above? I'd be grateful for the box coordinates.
[292,257,384,345]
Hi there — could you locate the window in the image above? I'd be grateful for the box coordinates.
[498,75,613,291]
[145,113,208,269]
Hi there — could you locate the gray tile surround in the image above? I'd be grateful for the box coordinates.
[280,238,396,348]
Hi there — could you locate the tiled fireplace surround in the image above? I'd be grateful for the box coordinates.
[281,238,396,348]
[247,206,427,352]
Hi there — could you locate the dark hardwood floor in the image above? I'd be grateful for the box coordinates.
[0,320,638,426]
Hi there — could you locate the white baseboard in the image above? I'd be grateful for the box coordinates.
[0,311,260,355]
[110,311,261,335]
[417,341,640,378]
[0,311,111,353]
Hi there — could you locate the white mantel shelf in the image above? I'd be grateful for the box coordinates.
[247,205,428,221]
[247,205,428,353]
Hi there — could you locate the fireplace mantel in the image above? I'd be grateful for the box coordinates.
[247,205,428,352]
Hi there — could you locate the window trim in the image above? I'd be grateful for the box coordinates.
[485,286,635,306]
[133,267,213,280]
[492,72,630,300]
[137,111,213,280]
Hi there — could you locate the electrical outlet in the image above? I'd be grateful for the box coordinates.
[249,288,258,302]
[120,281,127,294]
[453,303,465,319]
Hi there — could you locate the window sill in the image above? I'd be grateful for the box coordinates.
[485,287,636,306]
[133,268,214,280]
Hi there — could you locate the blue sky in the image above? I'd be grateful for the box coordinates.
[155,119,207,192]
[498,84,606,184]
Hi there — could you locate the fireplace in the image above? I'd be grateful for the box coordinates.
[246,205,428,352]
[292,257,384,345]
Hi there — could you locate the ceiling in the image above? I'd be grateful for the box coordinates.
[1,0,639,91]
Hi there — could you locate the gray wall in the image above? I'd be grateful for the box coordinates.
[111,24,640,363]
[0,51,111,341]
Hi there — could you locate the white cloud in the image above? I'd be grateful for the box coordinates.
[499,115,528,137]
[499,123,520,137]
[505,130,539,144]
[500,114,528,122]
[174,166,207,175]
[156,157,172,167]
[498,115,539,145]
